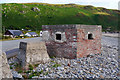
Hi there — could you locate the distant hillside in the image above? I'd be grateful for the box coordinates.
[2,3,120,31]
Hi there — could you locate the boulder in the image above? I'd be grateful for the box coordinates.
[18,41,50,68]
[31,7,40,11]
[0,52,13,79]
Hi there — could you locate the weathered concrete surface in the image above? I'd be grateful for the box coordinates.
[18,41,50,68]
[6,48,19,59]
[0,52,13,79]
[42,24,102,59]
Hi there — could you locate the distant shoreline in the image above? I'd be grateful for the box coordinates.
[102,33,120,38]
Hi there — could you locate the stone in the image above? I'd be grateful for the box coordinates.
[18,41,50,68]
[45,68,49,71]
[0,52,13,79]
[32,7,40,11]
[32,42,119,78]
[33,69,36,72]
[32,76,39,78]
[67,63,70,66]
[12,71,23,79]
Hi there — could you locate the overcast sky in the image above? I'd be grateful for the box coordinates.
[0,0,119,9]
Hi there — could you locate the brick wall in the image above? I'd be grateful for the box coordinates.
[42,25,77,59]
[76,25,102,58]
[42,24,102,59]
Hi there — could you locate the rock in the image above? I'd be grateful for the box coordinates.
[33,69,36,72]
[18,42,50,68]
[78,70,83,74]
[12,71,23,79]
[64,66,68,69]
[73,62,77,65]
[31,7,40,11]
[67,63,70,66]
[72,74,78,78]
[22,5,27,8]
[57,66,64,70]
[32,43,119,78]
[32,76,39,78]
[20,11,25,13]
[46,68,49,71]
[0,52,13,79]
[36,68,41,72]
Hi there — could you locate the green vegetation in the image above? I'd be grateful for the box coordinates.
[10,62,25,74]
[34,64,39,67]
[28,71,42,79]
[10,62,43,79]
[0,33,2,39]
[39,70,43,74]
[29,64,34,70]
[53,63,61,67]
[50,56,56,59]
[10,66,13,69]
[2,3,120,32]
[18,70,23,73]
[51,60,56,63]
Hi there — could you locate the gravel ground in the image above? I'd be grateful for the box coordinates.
[31,44,119,79]
[8,36,119,79]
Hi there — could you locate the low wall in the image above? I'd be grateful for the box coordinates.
[19,41,50,68]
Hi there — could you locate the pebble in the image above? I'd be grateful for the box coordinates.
[8,40,119,79]
[57,66,64,70]
[12,71,23,79]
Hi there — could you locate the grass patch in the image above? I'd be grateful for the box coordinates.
[34,64,39,67]
[2,3,120,32]
[10,66,13,69]
[53,63,61,67]
[29,64,34,70]
[39,70,43,74]
[44,72,48,75]
[14,63,25,73]
[51,60,55,63]
[28,70,43,79]
[50,56,55,59]
[18,70,23,73]
[94,12,110,15]
[28,74,34,79]
[77,12,89,16]
[9,63,14,65]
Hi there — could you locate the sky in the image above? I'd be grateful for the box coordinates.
[0,0,120,10]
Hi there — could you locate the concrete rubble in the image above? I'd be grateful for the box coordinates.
[0,52,13,79]
[18,41,50,68]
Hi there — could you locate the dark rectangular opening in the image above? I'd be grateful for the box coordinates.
[56,34,61,40]
[88,34,93,40]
